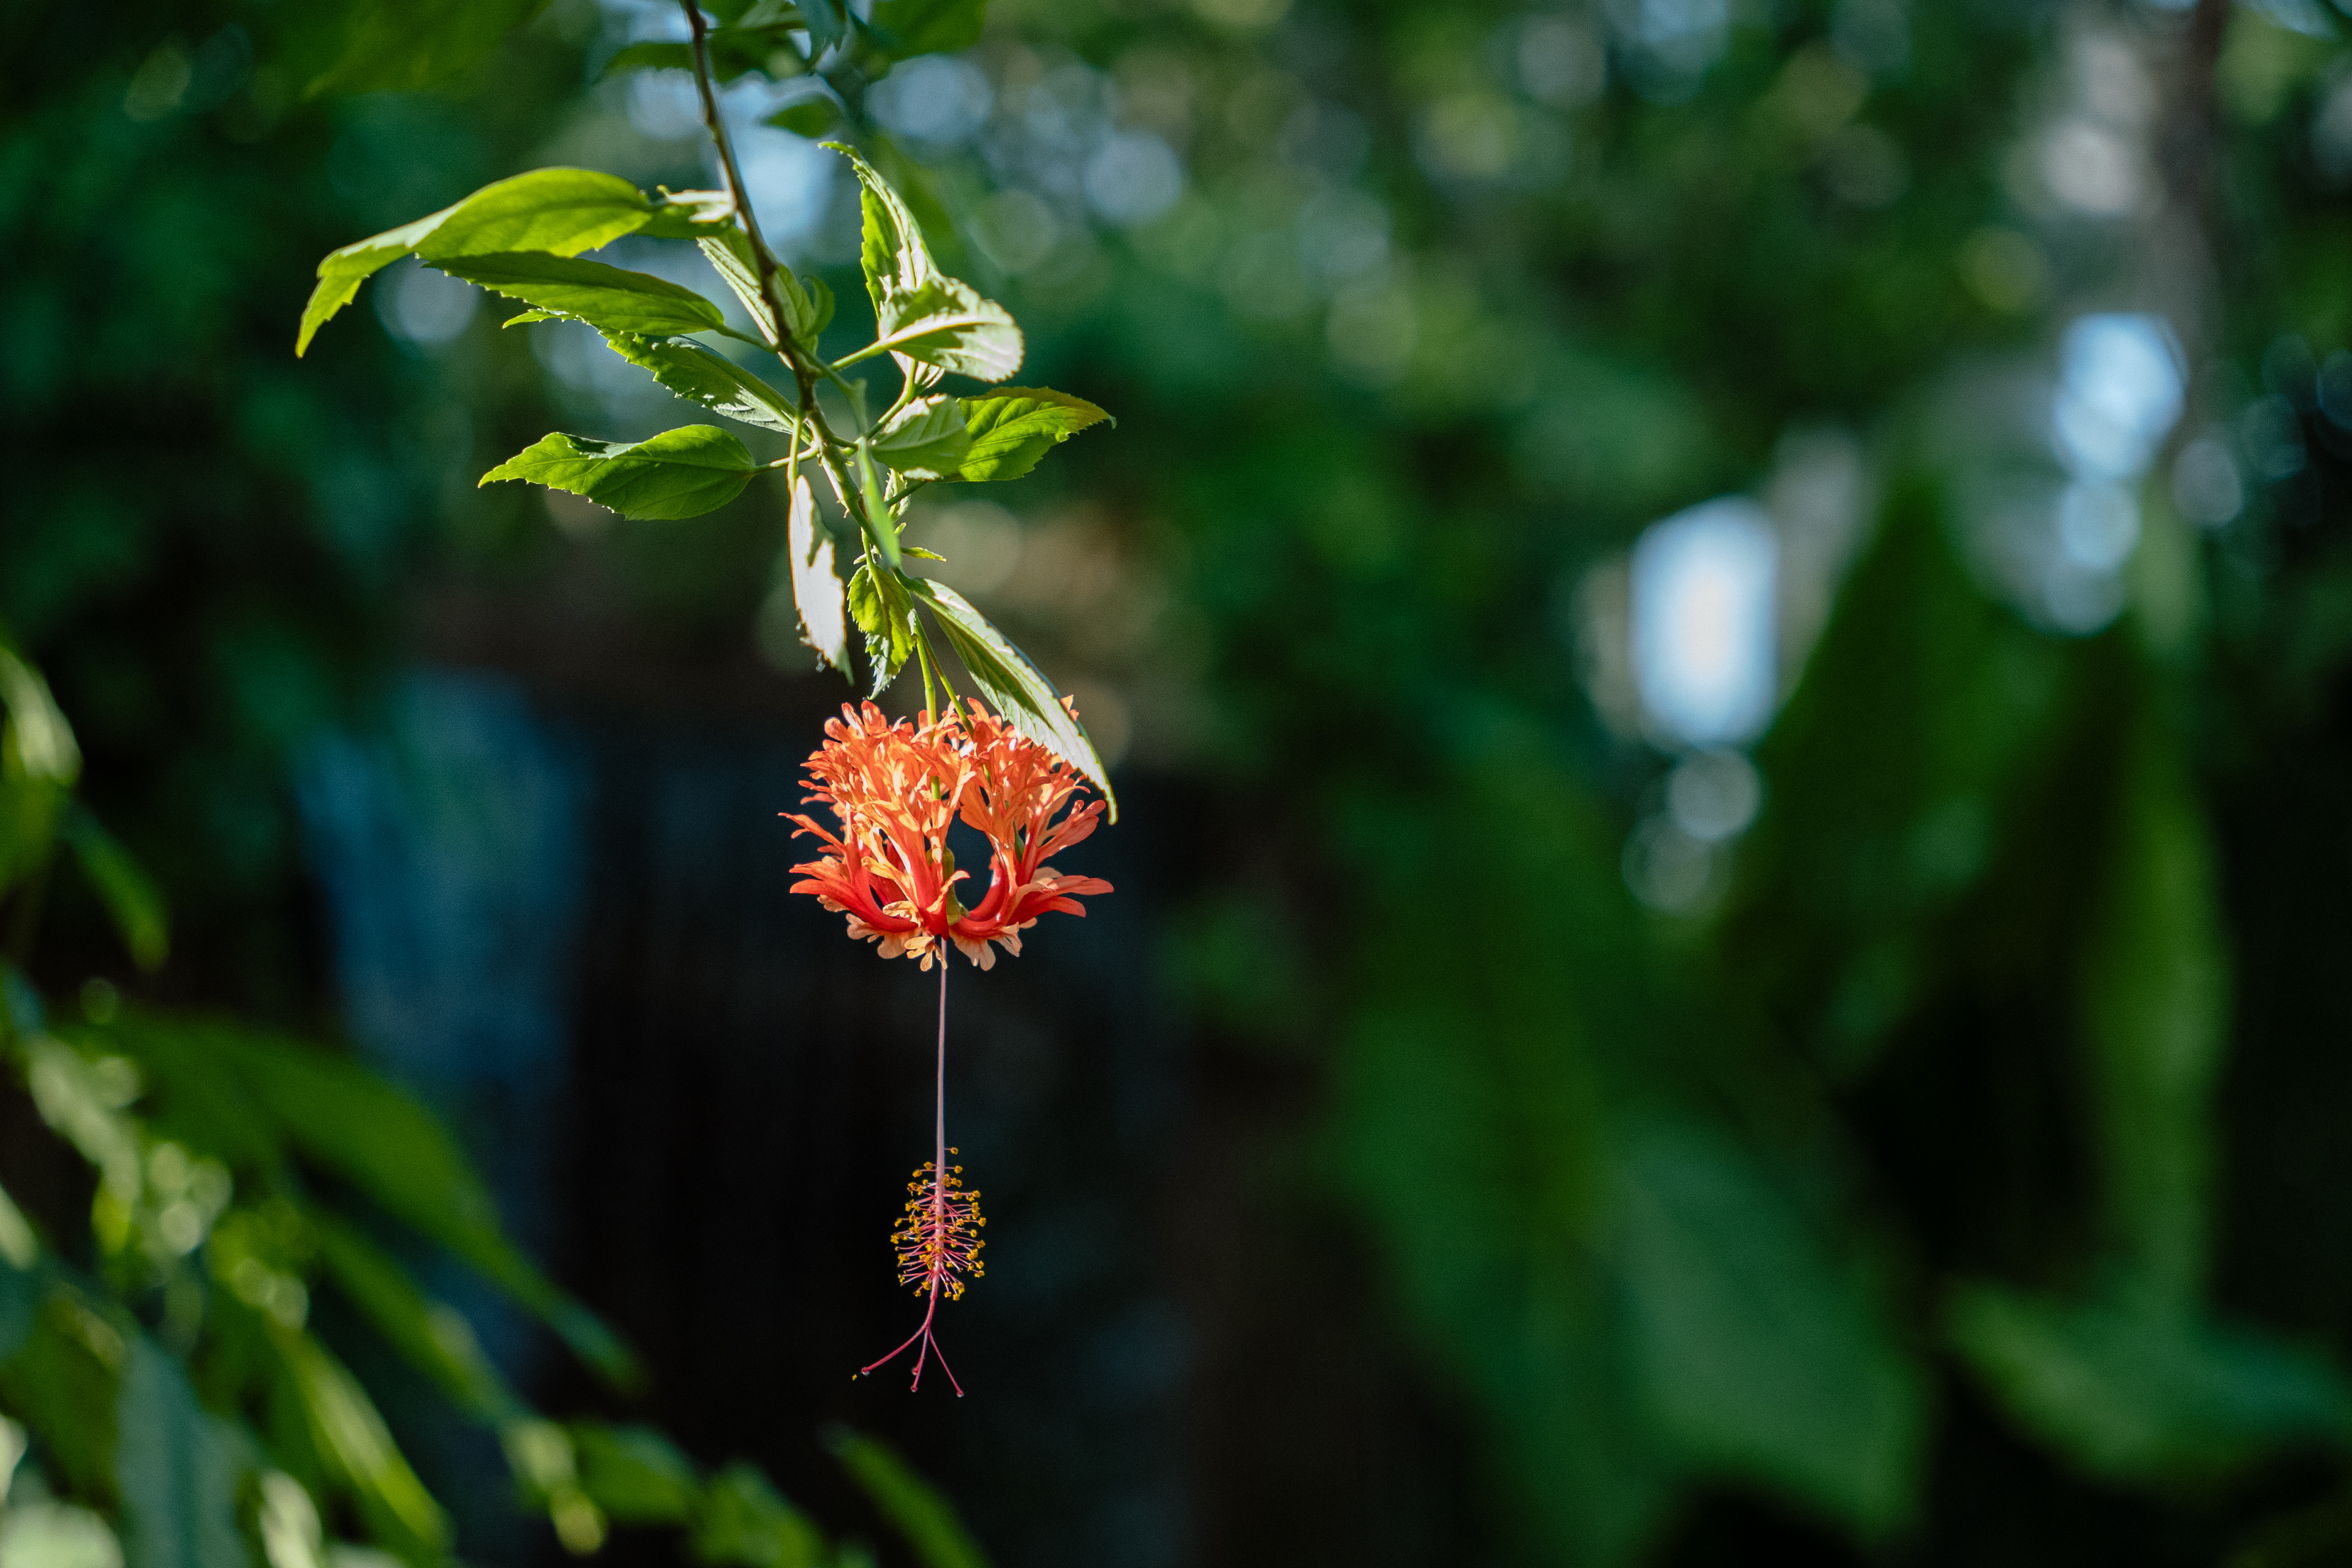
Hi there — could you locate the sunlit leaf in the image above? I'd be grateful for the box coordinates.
[871,277,1021,383]
[953,388,1111,483]
[601,333,799,434]
[830,143,1021,381]
[115,1342,247,1568]
[907,579,1114,813]
[824,1428,988,1568]
[296,170,654,355]
[870,396,970,480]
[482,428,759,521]
[429,253,728,337]
[786,475,850,674]
[850,566,916,699]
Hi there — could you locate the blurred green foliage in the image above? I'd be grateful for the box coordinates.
[1,638,991,1567]
[20,0,2352,1561]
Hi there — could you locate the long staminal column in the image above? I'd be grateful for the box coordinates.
[858,951,985,1393]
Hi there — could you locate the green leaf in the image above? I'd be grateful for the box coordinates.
[428,253,728,337]
[786,475,850,674]
[601,333,799,434]
[697,231,779,345]
[213,1028,639,1388]
[115,1342,248,1568]
[954,388,1111,483]
[907,579,1115,814]
[1612,1118,1924,1539]
[60,806,167,971]
[872,277,1022,383]
[571,1425,699,1526]
[600,40,695,76]
[273,1327,450,1558]
[856,566,917,698]
[311,1215,518,1422]
[301,0,549,95]
[830,143,1022,381]
[824,1428,989,1568]
[868,0,988,58]
[482,428,759,521]
[0,1290,123,1499]
[641,189,741,241]
[0,1231,38,1354]
[763,97,842,138]
[0,1182,37,1274]
[870,396,971,480]
[2078,704,2229,1294]
[0,647,82,786]
[797,0,848,55]
[0,1504,124,1568]
[297,169,654,355]
[1949,1281,2352,1482]
[692,1463,826,1568]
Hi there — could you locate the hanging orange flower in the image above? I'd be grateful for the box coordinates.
[786,700,1113,968]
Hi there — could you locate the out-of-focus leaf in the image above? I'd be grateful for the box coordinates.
[428,254,728,337]
[0,1180,39,1273]
[797,0,846,55]
[1613,1117,1925,1539]
[481,428,758,521]
[763,98,841,138]
[2078,703,2228,1293]
[908,579,1115,813]
[310,1215,516,1421]
[59,807,168,971]
[297,170,653,355]
[24,1037,143,1210]
[1949,1281,2352,1482]
[952,388,1110,483]
[786,475,850,674]
[600,40,695,76]
[214,1028,638,1387]
[115,1341,247,1568]
[867,0,987,57]
[299,0,548,94]
[571,1424,699,1525]
[823,1428,987,1568]
[601,333,799,434]
[0,1501,126,1568]
[690,1463,824,1568]
[273,1329,448,1559]
[870,396,970,479]
[0,1291,126,1499]
[0,1254,36,1359]
[0,647,81,786]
